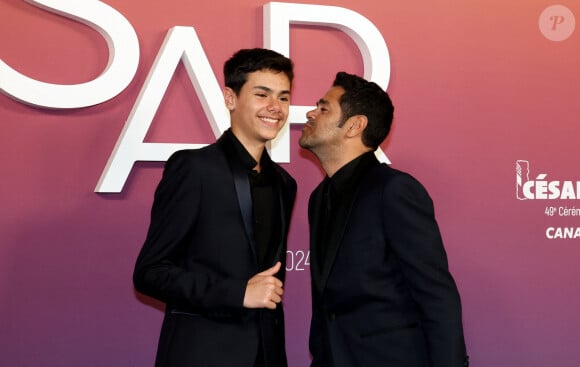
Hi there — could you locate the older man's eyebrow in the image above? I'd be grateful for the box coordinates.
[316,98,329,106]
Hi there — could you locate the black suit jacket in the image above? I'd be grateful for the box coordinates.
[308,154,467,367]
[133,131,296,367]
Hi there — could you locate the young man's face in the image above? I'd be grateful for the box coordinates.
[225,69,291,147]
[299,86,346,153]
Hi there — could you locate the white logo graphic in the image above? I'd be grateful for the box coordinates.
[539,5,576,42]
[546,227,580,239]
[516,160,580,200]
[516,160,531,200]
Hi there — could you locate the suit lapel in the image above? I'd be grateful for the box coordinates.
[314,188,358,294]
[271,182,288,265]
[231,163,258,264]
[220,130,293,270]
[233,160,290,268]
[312,153,380,295]
[310,187,326,294]
[219,134,258,265]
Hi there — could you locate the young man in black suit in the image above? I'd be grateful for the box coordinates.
[133,48,296,367]
[299,72,468,367]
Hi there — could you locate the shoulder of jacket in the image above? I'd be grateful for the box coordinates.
[365,164,426,191]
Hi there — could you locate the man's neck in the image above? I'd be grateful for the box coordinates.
[320,149,371,178]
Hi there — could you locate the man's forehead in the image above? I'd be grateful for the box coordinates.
[245,71,291,91]
[321,86,345,103]
[247,69,290,82]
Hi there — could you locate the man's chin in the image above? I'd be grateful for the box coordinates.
[298,137,312,149]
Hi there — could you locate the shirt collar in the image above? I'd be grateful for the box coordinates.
[328,151,377,195]
[224,129,272,172]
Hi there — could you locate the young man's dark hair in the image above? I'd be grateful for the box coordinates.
[332,71,394,151]
[224,48,294,95]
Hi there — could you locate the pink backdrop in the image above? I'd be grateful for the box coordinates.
[2,0,580,366]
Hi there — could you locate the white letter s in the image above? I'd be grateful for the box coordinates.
[0,0,139,109]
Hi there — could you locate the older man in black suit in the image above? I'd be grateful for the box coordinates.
[299,72,468,367]
[133,48,296,367]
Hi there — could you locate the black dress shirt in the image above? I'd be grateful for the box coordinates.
[313,151,377,274]
[227,131,281,270]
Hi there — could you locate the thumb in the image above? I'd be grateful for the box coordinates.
[258,261,281,276]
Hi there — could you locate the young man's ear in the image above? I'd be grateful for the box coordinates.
[345,115,368,138]
[223,87,236,111]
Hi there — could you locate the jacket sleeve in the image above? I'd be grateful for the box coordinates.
[381,172,468,367]
[132,151,246,317]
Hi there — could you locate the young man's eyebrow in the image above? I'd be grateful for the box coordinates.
[253,85,291,95]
